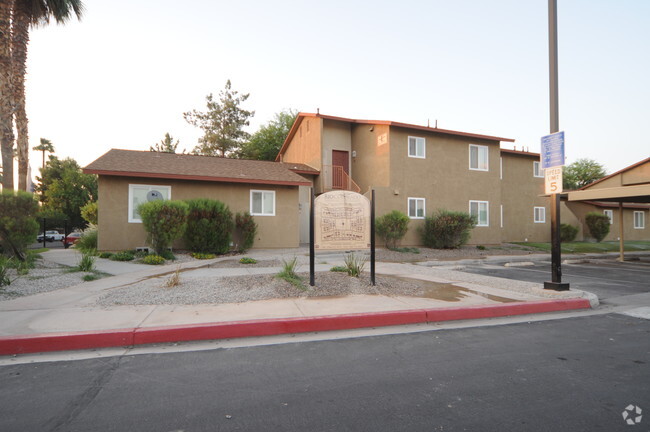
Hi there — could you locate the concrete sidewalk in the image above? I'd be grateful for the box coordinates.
[0,249,596,355]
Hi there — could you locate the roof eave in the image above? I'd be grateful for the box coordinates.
[83,169,311,187]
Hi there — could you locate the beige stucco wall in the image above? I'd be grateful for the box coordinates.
[500,154,549,242]
[97,176,300,251]
[370,127,502,246]
[564,202,649,241]
[350,123,391,194]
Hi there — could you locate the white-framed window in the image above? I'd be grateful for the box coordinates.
[534,206,546,223]
[408,197,425,219]
[533,161,544,178]
[470,200,489,227]
[469,144,489,171]
[408,136,425,158]
[128,184,171,223]
[634,211,645,229]
[604,209,613,225]
[250,190,275,216]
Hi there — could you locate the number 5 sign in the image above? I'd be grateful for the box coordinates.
[545,167,563,194]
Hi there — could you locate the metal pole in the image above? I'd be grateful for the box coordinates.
[544,0,569,291]
[549,0,559,134]
[618,202,625,262]
[309,187,315,286]
[370,189,375,286]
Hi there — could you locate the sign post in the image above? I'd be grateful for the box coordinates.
[543,0,569,291]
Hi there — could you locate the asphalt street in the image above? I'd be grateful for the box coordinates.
[458,256,650,301]
[1,313,648,432]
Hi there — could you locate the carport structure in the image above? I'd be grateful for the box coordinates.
[567,157,650,261]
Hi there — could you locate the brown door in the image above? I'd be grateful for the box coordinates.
[332,150,349,189]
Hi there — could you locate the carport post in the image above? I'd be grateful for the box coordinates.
[618,201,625,262]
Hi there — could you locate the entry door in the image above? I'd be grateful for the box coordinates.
[332,150,350,189]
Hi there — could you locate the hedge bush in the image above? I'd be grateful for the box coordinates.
[138,200,189,254]
[376,210,410,249]
[109,251,135,261]
[184,199,233,254]
[560,223,579,242]
[0,190,40,260]
[420,209,476,249]
[585,212,610,242]
[235,211,257,252]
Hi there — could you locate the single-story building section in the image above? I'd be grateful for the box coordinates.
[83,149,315,251]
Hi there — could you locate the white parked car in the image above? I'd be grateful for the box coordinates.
[37,230,65,242]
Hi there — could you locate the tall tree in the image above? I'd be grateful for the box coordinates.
[0,0,14,190]
[237,109,297,161]
[12,0,84,191]
[150,132,181,153]
[563,158,607,190]
[36,155,96,228]
[32,137,54,169]
[184,80,254,157]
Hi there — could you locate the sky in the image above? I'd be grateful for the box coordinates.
[23,0,650,177]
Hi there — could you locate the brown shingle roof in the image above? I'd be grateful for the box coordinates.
[84,149,311,186]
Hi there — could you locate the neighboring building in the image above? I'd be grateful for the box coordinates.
[276,112,550,245]
[83,149,313,251]
[564,157,650,241]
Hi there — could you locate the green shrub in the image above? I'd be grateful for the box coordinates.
[191,252,216,260]
[77,253,96,272]
[276,257,305,290]
[142,254,166,265]
[138,200,189,255]
[82,274,99,282]
[560,223,579,242]
[184,199,233,254]
[80,201,98,225]
[376,210,410,249]
[330,265,347,272]
[159,249,176,261]
[420,209,476,249]
[390,247,420,254]
[239,257,257,264]
[476,245,486,250]
[110,251,135,261]
[99,252,114,259]
[344,253,367,277]
[76,228,98,254]
[0,190,40,260]
[235,211,258,252]
[585,212,610,242]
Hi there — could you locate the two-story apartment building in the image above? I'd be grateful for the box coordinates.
[277,112,550,245]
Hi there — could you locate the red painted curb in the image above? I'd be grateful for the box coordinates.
[0,298,592,356]
[0,328,134,356]
[425,298,591,322]
[133,309,429,345]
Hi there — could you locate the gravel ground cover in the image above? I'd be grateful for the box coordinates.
[95,272,441,306]
[375,243,540,262]
[0,259,95,301]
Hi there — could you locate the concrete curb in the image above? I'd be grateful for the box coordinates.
[0,298,592,356]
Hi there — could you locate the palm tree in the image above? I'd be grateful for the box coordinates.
[12,0,84,191]
[32,137,54,169]
[0,0,14,191]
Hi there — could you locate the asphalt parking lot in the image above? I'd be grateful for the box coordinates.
[457,255,650,302]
